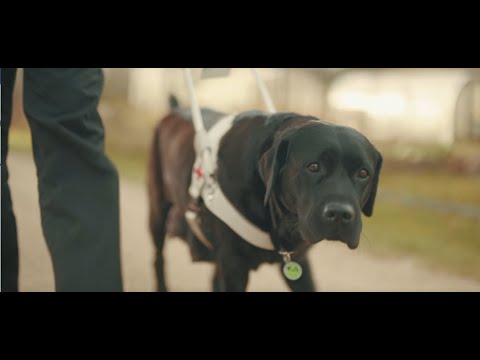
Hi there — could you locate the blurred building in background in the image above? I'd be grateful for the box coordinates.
[103,68,479,147]
[118,68,329,116]
[328,68,480,145]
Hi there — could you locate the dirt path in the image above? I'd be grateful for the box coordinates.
[8,152,480,292]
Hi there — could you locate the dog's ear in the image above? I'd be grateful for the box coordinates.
[362,150,383,217]
[258,139,290,207]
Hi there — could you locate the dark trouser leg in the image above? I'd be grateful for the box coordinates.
[23,68,123,292]
[1,68,19,292]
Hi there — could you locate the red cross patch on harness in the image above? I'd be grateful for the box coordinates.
[194,167,203,179]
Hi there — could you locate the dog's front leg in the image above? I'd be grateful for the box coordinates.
[280,257,316,292]
[212,253,250,292]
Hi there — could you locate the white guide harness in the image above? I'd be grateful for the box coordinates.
[183,69,277,252]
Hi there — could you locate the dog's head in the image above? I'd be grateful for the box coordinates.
[259,118,382,250]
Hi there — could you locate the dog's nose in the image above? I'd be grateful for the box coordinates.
[323,203,355,223]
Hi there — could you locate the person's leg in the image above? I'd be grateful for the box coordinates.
[1,68,19,292]
[23,68,123,292]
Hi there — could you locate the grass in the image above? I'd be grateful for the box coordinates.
[370,159,480,280]
[8,127,33,154]
[379,170,480,206]
[377,140,480,206]
[363,202,480,281]
[106,144,148,184]
[376,140,480,164]
[376,141,451,162]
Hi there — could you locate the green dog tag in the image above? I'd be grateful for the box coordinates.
[283,261,303,281]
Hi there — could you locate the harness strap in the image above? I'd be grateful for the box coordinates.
[203,183,275,251]
[183,69,279,253]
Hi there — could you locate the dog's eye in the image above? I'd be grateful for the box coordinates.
[307,162,320,173]
[357,169,369,179]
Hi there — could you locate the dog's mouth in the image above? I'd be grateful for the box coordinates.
[298,212,362,250]
[306,236,360,250]
[333,237,360,250]
[301,229,360,250]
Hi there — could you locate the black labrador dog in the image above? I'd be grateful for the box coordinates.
[148,96,382,292]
